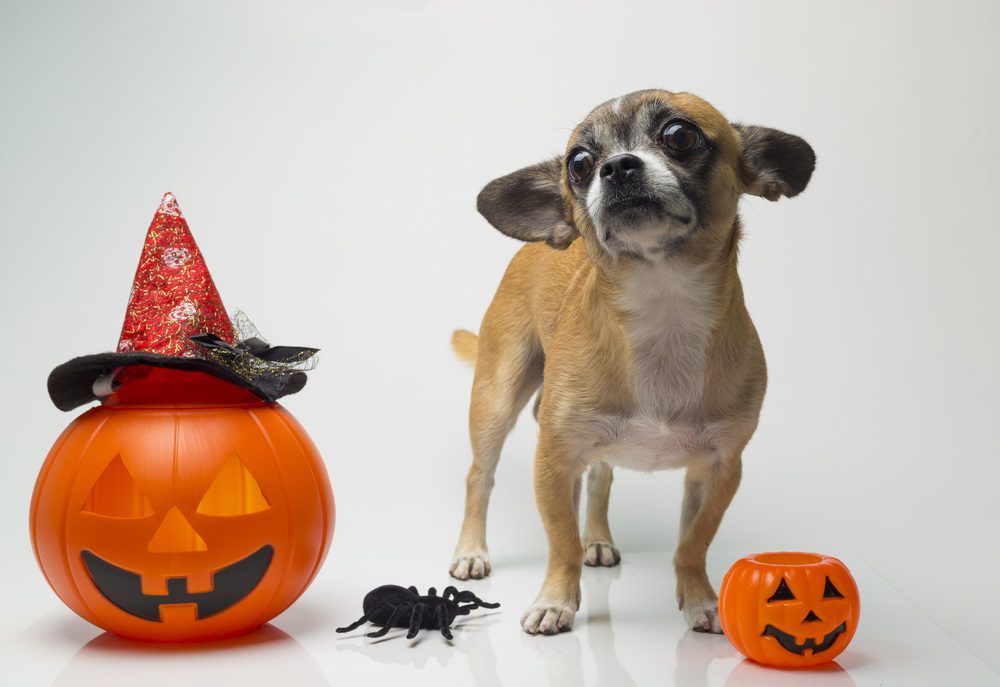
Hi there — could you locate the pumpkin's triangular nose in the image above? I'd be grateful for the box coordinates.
[147,507,207,553]
[802,610,822,623]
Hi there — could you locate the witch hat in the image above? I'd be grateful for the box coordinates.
[48,193,317,411]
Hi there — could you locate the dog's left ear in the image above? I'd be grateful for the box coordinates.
[476,157,578,249]
[734,124,816,201]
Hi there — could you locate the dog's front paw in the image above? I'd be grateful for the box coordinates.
[682,598,722,634]
[449,550,491,580]
[583,541,621,567]
[521,599,577,635]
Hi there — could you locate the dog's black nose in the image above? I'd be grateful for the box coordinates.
[600,154,644,184]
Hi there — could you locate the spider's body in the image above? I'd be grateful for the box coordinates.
[336,585,499,640]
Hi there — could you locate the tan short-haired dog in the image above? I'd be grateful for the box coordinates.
[449,90,815,635]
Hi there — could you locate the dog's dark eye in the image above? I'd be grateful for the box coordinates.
[567,150,595,183]
[661,121,701,153]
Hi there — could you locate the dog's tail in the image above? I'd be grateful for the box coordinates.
[451,329,479,366]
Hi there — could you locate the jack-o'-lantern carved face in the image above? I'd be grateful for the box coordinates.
[79,449,276,623]
[31,371,334,642]
[719,553,860,667]
[758,570,850,656]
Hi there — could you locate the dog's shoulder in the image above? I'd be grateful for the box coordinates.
[512,239,596,328]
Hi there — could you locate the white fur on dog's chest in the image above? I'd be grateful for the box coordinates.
[593,415,711,472]
[593,260,722,472]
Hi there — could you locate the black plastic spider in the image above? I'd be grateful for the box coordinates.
[335,584,500,640]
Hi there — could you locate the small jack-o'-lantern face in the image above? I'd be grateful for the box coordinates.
[719,552,860,667]
[31,372,334,642]
[758,572,849,656]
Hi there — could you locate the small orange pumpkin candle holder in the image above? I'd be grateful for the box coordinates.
[718,552,859,667]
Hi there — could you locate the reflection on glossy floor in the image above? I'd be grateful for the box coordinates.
[7,551,998,686]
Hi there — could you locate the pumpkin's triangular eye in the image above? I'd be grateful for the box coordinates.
[767,577,796,602]
[83,454,154,517]
[197,455,270,516]
[823,576,845,599]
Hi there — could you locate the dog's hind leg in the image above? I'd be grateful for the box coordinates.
[582,461,621,567]
[450,310,542,580]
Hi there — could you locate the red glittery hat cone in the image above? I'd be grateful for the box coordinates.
[47,193,316,411]
[115,192,236,357]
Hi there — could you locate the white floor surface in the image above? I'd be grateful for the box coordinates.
[4,549,997,687]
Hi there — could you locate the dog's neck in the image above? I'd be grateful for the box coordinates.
[593,220,743,418]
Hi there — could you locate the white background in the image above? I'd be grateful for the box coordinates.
[1,0,998,677]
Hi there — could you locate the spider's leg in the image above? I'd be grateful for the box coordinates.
[366,603,412,638]
[451,590,501,609]
[436,603,454,640]
[427,587,437,597]
[407,586,419,595]
[406,603,426,639]
[336,601,394,633]
[442,586,459,602]
[336,614,370,633]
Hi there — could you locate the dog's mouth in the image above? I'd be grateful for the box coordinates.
[602,194,692,226]
[81,545,273,621]
[605,194,660,210]
[604,194,663,217]
[761,622,847,656]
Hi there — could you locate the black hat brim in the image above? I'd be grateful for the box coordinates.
[48,352,306,411]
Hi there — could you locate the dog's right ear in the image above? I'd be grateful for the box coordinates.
[476,157,578,249]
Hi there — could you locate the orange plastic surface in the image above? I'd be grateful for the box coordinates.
[30,369,334,641]
[718,552,860,668]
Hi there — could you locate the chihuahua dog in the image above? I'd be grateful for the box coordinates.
[448,90,814,635]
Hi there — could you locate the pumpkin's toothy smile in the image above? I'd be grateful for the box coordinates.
[81,545,273,621]
[761,621,847,655]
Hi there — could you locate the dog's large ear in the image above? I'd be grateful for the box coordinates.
[476,157,578,249]
[734,124,816,201]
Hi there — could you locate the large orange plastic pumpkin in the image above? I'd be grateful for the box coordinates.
[718,552,859,667]
[31,368,334,642]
